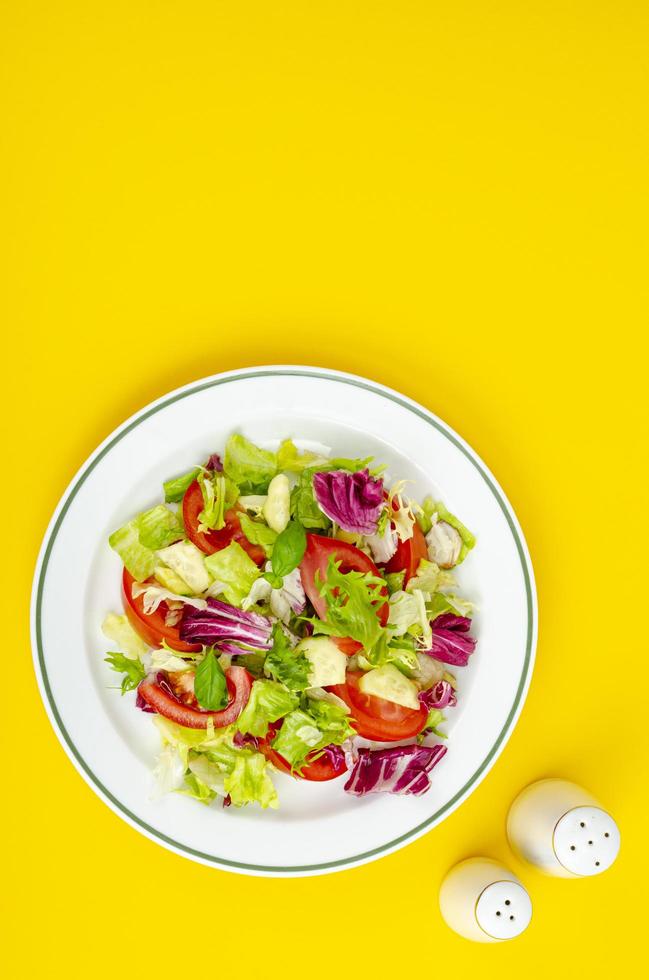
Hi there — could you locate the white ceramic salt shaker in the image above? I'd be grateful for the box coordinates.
[439,858,533,942]
[507,778,620,878]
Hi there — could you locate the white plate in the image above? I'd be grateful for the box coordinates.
[31,366,537,877]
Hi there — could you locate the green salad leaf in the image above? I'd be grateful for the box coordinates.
[197,470,238,531]
[109,520,157,580]
[308,557,386,653]
[136,505,185,550]
[290,469,332,530]
[109,505,184,579]
[264,624,311,691]
[224,750,278,809]
[163,467,200,503]
[271,699,354,771]
[102,612,150,658]
[204,540,260,607]
[276,439,329,473]
[416,497,475,563]
[384,570,406,595]
[224,434,277,493]
[238,513,277,557]
[235,679,298,737]
[104,652,146,693]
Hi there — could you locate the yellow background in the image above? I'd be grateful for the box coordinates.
[3,1,648,975]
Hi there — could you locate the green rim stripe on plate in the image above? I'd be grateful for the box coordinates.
[34,368,535,873]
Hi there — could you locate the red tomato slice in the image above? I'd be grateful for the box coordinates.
[384,520,428,584]
[122,568,202,653]
[258,724,348,781]
[137,665,253,729]
[299,534,388,655]
[182,480,265,565]
[329,671,428,741]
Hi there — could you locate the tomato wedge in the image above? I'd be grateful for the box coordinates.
[258,724,348,781]
[182,480,265,565]
[299,534,389,655]
[122,568,202,653]
[384,520,428,584]
[137,665,253,729]
[329,671,428,741]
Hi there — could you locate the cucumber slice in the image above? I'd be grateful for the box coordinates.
[153,564,192,595]
[156,540,209,594]
[358,664,420,710]
[297,636,347,688]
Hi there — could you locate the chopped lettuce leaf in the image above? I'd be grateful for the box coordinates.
[406,558,441,595]
[328,456,375,472]
[197,471,238,531]
[304,697,355,742]
[149,647,193,672]
[385,570,406,595]
[271,700,354,771]
[235,678,298,737]
[224,434,277,494]
[276,439,329,473]
[102,612,149,658]
[152,743,187,799]
[224,750,278,809]
[417,497,475,563]
[270,709,324,769]
[153,715,219,749]
[264,624,311,691]
[363,633,419,674]
[388,589,432,648]
[290,469,332,530]
[179,770,216,803]
[163,467,200,503]
[239,514,277,557]
[308,557,386,653]
[108,519,157,581]
[186,754,226,798]
[423,708,447,739]
[204,540,261,607]
[136,505,185,550]
[428,591,474,619]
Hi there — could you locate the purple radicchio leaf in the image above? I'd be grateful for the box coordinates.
[135,688,156,713]
[233,731,260,750]
[312,468,384,534]
[206,453,223,471]
[320,743,346,768]
[344,743,447,797]
[180,598,273,649]
[418,679,457,711]
[222,793,232,808]
[422,613,476,667]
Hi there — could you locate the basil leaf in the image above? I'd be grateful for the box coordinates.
[194,650,229,710]
[270,520,306,579]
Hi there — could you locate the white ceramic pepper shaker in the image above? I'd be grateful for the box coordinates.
[439,858,533,942]
[507,778,621,877]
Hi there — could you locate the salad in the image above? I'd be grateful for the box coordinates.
[103,435,476,811]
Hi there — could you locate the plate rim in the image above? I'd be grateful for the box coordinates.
[30,365,537,876]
